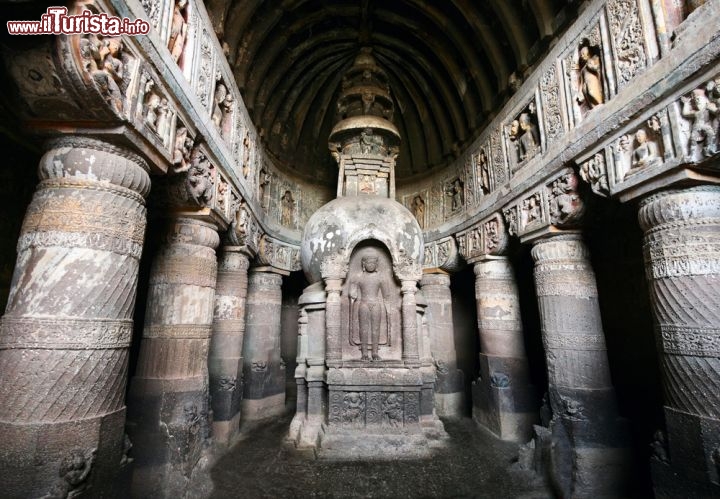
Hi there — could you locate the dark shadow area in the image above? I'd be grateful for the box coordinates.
[584,194,662,498]
[450,266,480,416]
[210,416,552,499]
[512,240,548,409]
[0,129,40,312]
[281,270,308,410]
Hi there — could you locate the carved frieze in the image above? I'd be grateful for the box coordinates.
[578,151,610,197]
[455,212,508,261]
[258,235,301,272]
[421,237,456,270]
[606,0,647,89]
[327,389,421,428]
[678,78,720,163]
[194,28,215,110]
[540,63,564,143]
[547,172,585,226]
[79,33,132,116]
[490,128,507,187]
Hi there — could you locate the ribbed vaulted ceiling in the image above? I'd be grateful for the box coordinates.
[204,0,581,184]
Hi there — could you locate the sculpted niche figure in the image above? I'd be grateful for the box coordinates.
[168,0,189,64]
[681,87,718,160]
[280,190,295,227]
[350,256,391,361]
[631,129,661,169]
[575,42,604,111]
[518,113,540,160]
[411,195,425,229]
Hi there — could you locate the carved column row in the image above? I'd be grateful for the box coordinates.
[127,217,220,498]
[638,185,720,497]
[0,137,150,498]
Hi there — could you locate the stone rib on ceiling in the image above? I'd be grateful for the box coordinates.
[206,0,577,184]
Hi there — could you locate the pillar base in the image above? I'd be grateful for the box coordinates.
[0,408,128,499]
[472,353,537,442]
[651,457,720,499]
[240,393,287,424]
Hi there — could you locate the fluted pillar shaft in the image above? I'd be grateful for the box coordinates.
[638,186,720,496]
[531,233,630,498]
[209,247,250,446]
[0,136,150,498]
[127,217,219,498]
[241,269,285,422]
[420,272,464,417]
[472,258,535,441]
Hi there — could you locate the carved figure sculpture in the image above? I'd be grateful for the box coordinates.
[173,126,193,173]
[186,148,214,206]
[156,98,171,138]
[42,448,97,499]
[168,0,188,64]
[220,93,234,136]
[411,195,425,229]
[350,255,391,361]
[681,88,718,160]
[575,43,604,110]
[631,129,661,169]
[383,393,403,427]
[144,93,161,131]
[82,35,124,113]
[280,190,295,227]
[212,82,227,129]
[518,112,540,160]
[478,148,491,194]
[343,392,365,425]
[448,178,464,211]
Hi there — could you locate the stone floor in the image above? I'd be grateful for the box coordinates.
[209,416,552,499]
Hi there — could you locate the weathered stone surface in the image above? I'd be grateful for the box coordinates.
[420,272,465,417]
[0,136,149,498]
[126,217,219,498]
[472,258,537,442]
[209,246,251,446]
[638,185,720,497]
[241,269,285,422]
[529,233,633,498]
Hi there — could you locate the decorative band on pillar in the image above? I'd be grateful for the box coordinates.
[638,185,720,492]
[0,135,150,498]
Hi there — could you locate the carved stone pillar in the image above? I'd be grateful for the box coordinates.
[638,186,720,498]
[420,272,464,417]
[324,278,343,366]
[531,233,631,498]
[472,258,536,441]
[0,137,149,498]
[209,246,251,446]
[401,280,421,366]
[127,217,219,498]
[241,269,285,423]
